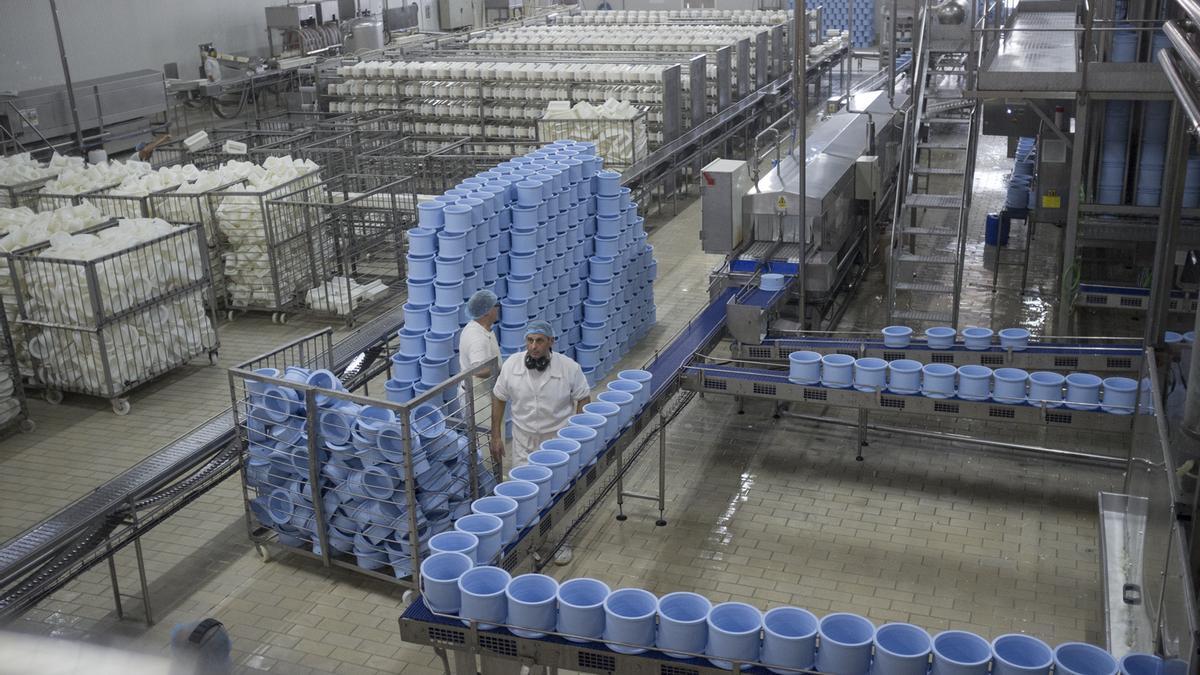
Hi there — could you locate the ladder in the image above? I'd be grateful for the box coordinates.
[885,14,980,329]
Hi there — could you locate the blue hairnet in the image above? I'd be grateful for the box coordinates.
[467,289,498,319]
[525,319,554,339]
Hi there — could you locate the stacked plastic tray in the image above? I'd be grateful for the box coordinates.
[810,0,875,47]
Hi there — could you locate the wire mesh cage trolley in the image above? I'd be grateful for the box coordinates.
[229,329,498,587]
[9,220,219,414]
[536,112,649,172]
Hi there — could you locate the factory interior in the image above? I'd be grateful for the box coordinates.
[0,0,1197,673]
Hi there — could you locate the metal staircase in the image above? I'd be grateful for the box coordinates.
[886,9,980,328]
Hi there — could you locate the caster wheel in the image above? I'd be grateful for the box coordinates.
[18,418,35,433]
[44,390,63,405]
[278,313,288,325]
[208,350,219,365]
[227,310,236,322]
[255,543,272,562]
[112,399,131,416]
[402,589,415,605]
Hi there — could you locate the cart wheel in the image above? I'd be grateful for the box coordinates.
[44,390,63,405]
[18,418,35,433]
[255,543,272,562]
[111,399,131,416]
[208,350,219,365]
[278,313,288,325]
[227,310,236,322]
[402,589,415,605]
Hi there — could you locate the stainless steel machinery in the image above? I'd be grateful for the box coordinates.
[266,3,345,59]
[701,85,907,330]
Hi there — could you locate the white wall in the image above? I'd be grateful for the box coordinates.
[0,0,288,92]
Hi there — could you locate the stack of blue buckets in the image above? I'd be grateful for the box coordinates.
[806,0,875,48]
[398,140,657,392]
[1004,137,1036,213]
[243,366,498,579]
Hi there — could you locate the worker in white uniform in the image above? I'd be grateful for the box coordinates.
[491,319,590,564]
[203,50,223,83]
[458,290,501,434]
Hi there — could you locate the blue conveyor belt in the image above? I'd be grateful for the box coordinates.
[736,287,786,308]
[765,337,1143,357]
[643,288,736,402]
[684,364,790,384]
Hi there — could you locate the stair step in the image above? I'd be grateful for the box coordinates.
[897,252,958,265]
[912,166,964,176]
[917,141,969,151]
[905,194,962,210]
[894,281,956,294]
[900,227,959,237]
[891,308,955,323]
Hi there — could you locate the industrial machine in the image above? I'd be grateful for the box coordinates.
[0,70,168,155]
[701,79,908,332]
[439,0,481,30]
[266,2,345,59]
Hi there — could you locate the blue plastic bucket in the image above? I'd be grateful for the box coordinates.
[494,480,539,530]
[999,327,1030,350]
[761,606,818,674]
[1066,373,1103,410]
[597,390,635,429]
[932,630,992,675]
[429,531,479,563]
[541,437,582,478]
[424,330,455,361]
[991,634,1053,675]
[787,351,821,384]
[557,577,611,642]
[607,379,643,413]
[588,278,613,303]
[1054,643,1117,675]
[871,623,932,675]
[706,602,761,669]
[816,613,875,675]
[603,588,658,654]
[992,368,1029,404]
[420,551,473,614]
[384,379,414,404]
[596,170,621,196]
[430,305,459,333]
[471,496,518,545]
[508,274,534,301]
[568,413,608,459]
[595,235,620,258]
[1119,653,1164,675]
[922,363,957,398]
[406,277,435,306]
[1027,371,1065,407]
[419,357,449,386]
[957,365,993,401]
[528,449,570,494]
[821,353,855,388]
[403,302,431,333]
[925,326,957,349]
[656,591,711,658]
[962,327,994,350]
[582,401,620,443]
[882,325,913,348]
[1102,377,1138,414]
[510,464,553,510]
[443,203,473,233]
[458,565,510,629]
[558,425,599,467]
[853,358,888,392]
[455,513,504,564]
[590,255,615,280]
[506,573,559,638]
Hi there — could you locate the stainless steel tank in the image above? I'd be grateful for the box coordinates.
[344,14,386,52]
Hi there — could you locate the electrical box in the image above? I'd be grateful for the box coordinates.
[439,0,478,30]
[855,156,880,201]
[700,158,751,254]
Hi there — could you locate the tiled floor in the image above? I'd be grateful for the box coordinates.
[2,90,1125,672]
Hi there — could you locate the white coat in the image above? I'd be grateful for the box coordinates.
[457,320,500,434]
[492,351,590,467]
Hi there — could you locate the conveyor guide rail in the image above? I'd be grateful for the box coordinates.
[680,362,1140,434]
[736,338,1144,373]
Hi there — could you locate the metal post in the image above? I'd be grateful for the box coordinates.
[48,0,86,155]
[889,0,899,104]
[655,410,667,527]
[1146,102,1187,350]
[105,537,123,619]
[797,6,808,330]
[127,502,154,625]
[1057,98,1089,335]
[615,436,626,521]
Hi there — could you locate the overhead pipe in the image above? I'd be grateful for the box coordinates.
[1159,51,1200,135]
[48,0,85,156]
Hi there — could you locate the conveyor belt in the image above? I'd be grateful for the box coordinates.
[736,287,787,309]
[399,596,774,675]
[762,337,1143,358]
[0,304,407,590]
[642,288,735,402]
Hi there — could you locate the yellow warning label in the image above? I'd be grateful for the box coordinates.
[1042,194,1061,209]
[776,196,788,210]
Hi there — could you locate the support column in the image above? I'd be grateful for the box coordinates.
[1145,102,1186,350]
[1056,97,1089,335]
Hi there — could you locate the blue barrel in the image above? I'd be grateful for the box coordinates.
[985,213,1010,246]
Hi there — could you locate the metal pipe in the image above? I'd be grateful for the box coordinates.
[1164,20,1200,84]
[1144,102,1186,350]
[778,410,1128,467]
[889,0,898,104]
[1160,52,1200,135]
[48,0,85,156]
[796,3,807,329]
